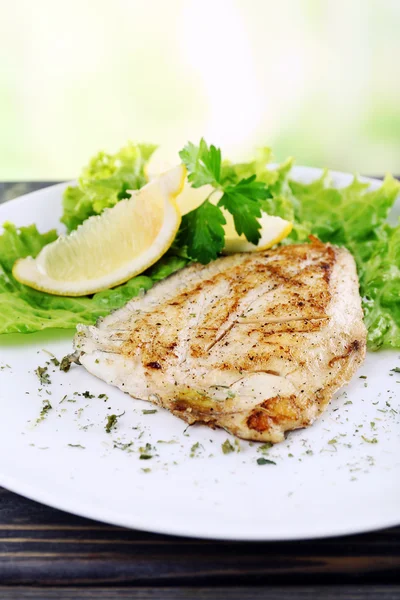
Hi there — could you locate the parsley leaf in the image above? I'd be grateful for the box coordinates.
[177,139,274,262]
[218,176,270,245]
[177,200,226,264]
[179,138,221,188]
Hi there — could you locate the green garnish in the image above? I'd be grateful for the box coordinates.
[35,365,50,385]
[190,442,202,457]
[362,436,378,444]
[105,411,124,433]
[180,139,221,188]
[60,356,72,373]
[258,442,273,453]
[50,357,60,367]
[37,399,52,423]
[221,439,235,454]
[67,444,85,449]
[177,199,226,264]
[113,441,134,451]
[139,442,154,459]
[178,139,270,263]
[391,367,400,373]
[257,458,276,466]
[82,391,95,399]
[142,409,157,415]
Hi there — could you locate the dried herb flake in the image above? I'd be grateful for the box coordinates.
[257,458,276,466]
[222,439,235,454]
[361,435,378,444]
[60,356,72,373]
[35,365,51,385]
[37,399,52,423]
[105,411,124,433]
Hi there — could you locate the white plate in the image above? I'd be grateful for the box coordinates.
[0,168,399,541]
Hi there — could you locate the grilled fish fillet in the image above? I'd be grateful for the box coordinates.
[74,241,366,443]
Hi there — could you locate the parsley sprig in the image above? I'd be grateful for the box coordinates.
[177,139,271,264]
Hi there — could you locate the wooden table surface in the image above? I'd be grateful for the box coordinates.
[0,181,399,600]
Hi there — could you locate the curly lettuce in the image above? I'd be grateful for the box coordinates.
[61,142,157,231]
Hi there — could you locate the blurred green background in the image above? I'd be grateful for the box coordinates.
[1,0,399,179]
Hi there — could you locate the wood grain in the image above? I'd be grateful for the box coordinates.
[0,587,400,599]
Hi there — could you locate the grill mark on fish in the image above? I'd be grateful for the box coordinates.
[75,241,367,443]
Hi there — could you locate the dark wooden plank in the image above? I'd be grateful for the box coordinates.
[0,587,400,599]
[0,489,399,585]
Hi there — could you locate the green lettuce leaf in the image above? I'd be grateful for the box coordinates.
[146,254,189,281]
[289,173,399,247]
[356,223,400,350]
[61,142,157,231]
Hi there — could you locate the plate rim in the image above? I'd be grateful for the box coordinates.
[1,468,399,541]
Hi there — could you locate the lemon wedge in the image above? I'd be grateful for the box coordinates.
[222,211,293,254]
[144,145,180,181]
[13,165,185,296]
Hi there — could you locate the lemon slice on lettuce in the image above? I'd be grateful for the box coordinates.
[13,165,185,296]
